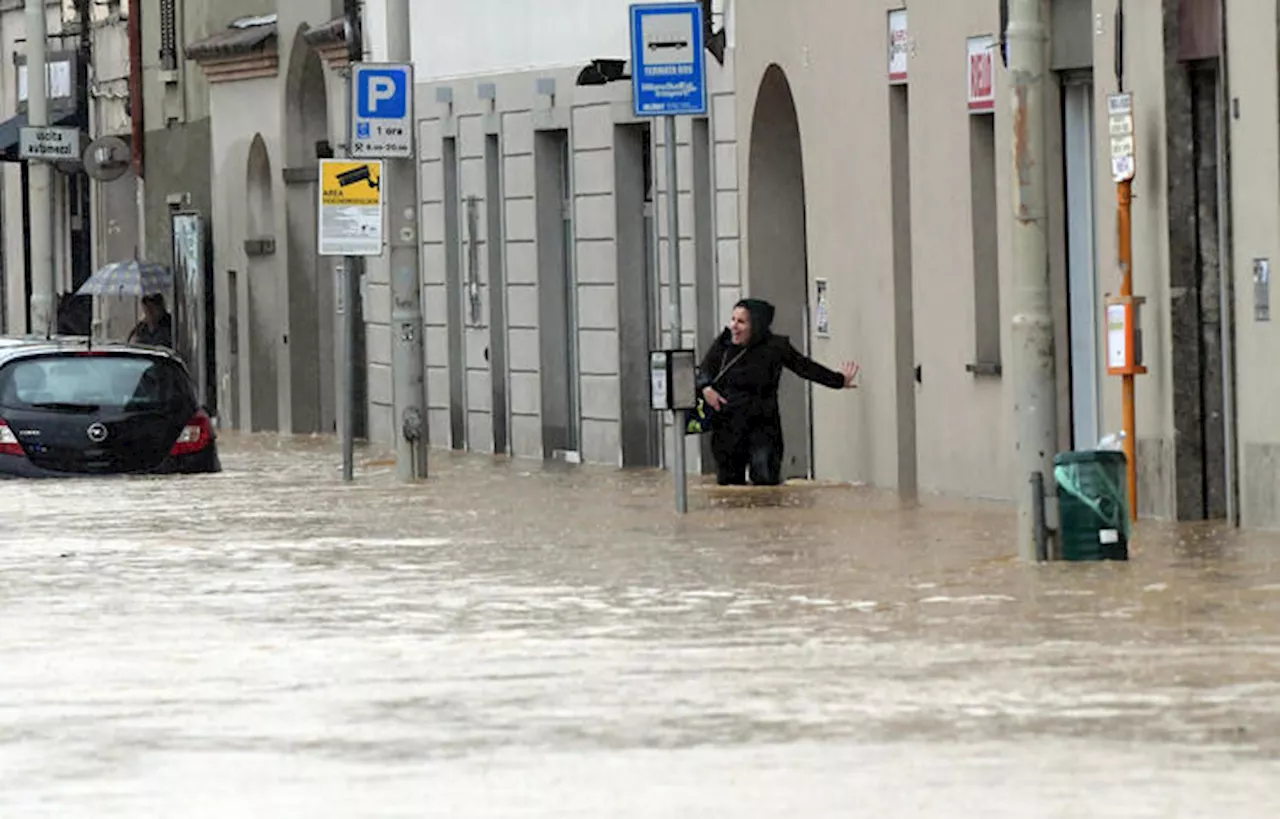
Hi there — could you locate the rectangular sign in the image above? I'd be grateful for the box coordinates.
[1108,92,1133,115]
[1106,303,1127,370]
[630,2,708,117]
[815,278,831,336]
[967,36,996,113]
[888,9,909,83]
[351,63,414,159]
[650,351,669,410]
[1255,258,1271,322]
[1108,93,1136,182]
[19,126,80,161]
[318,159,384,257]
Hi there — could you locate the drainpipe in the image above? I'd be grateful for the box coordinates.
[128,0,145,259]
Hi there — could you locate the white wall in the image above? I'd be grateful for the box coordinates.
[366,0,729,82]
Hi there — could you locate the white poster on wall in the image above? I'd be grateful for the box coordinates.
[815,279,831,337]
[888,10,909,83]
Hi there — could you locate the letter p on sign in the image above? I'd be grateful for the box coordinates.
[358,68,407,119]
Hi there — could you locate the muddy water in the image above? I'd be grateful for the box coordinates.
[1,434,1278,817]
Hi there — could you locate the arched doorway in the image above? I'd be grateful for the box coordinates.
[247,134,280,433]
[283,29,333,435]
[747,65,812,480]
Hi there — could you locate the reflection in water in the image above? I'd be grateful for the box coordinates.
[1,433,1279,817]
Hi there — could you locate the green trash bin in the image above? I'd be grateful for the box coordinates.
[1053,450,1131,562]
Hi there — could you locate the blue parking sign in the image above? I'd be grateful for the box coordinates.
[351,63,414,159]
[630,3,708,118]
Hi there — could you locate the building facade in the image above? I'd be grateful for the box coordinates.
[0,0,104,337]
[730,0,1280,527]
[387,0,740,468]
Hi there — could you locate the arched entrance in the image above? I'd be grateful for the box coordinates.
[246,134,279,433]
[747,65,812,480]
[283,30,333,435]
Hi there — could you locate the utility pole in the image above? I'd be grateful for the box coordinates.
[1106,10,1145,525]
[340,0,362,482]
[1007,0,1058,561]
[384,0,428,480]
[25,0,54,337]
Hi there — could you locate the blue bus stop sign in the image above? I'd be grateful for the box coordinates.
[630,3,708,118]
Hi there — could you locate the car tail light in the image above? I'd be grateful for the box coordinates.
[0,419,24,457]
[170,409,213,457]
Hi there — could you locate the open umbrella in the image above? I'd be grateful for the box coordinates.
[76,259,173,298]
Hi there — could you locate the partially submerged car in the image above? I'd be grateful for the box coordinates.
[0,337,220,477]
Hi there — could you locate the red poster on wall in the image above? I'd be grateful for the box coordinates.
[967,35,996,113]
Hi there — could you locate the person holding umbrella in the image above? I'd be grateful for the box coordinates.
[127,293,173,348]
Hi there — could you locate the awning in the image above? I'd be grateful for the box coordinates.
[0,110,83,163]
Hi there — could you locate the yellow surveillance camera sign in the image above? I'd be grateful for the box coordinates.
[322,161,383,206]
[319,159,384,256]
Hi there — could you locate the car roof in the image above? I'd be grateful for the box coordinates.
[0,336,186,367]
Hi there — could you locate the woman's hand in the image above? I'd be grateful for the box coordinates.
[839,361,860,389]
[702,386,727,410]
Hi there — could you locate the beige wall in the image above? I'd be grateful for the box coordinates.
[735,0,1187,507]
[1226,0,1280,528]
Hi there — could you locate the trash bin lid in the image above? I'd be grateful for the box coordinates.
[1054,450,1128,467]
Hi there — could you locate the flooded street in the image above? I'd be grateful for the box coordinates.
[2,434,1279,817]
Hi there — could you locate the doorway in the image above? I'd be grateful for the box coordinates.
[486,133,510,456]
[535,129,580,461]
[283,33,332,435]
[1062,74,1101,450]
[747,65,812,480]
[889,84,919,498]
[1166,60,1229,520]
[615,122,660,468]
[246,134,279,433]
[443,136,467,450]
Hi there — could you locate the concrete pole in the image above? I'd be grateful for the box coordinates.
[665,115,687,514]
[1007,0,1058,561]
[386,0,428,479]
[25,0,54,337]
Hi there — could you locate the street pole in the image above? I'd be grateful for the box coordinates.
[25,0,54,337]
[386,0,428,480]
[665,116,687,514]
[1118,180,1137,522]
[341,0,361,482]
[1007,0,1058,561]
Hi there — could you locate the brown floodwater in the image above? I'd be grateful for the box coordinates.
[1,433,1278,817]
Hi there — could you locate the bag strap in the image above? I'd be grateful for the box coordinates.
[710,348,747,387]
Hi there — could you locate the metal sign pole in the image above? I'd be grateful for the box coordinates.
[665,114,687,514]
[631,2,707,516]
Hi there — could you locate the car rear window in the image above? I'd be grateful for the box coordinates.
[0,354,192,411]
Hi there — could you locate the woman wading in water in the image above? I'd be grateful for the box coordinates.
[697,298,859,486]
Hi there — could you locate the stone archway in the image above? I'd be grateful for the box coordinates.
[747,64,812,480]
[246,133,280,433]
[282,28,333,435]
